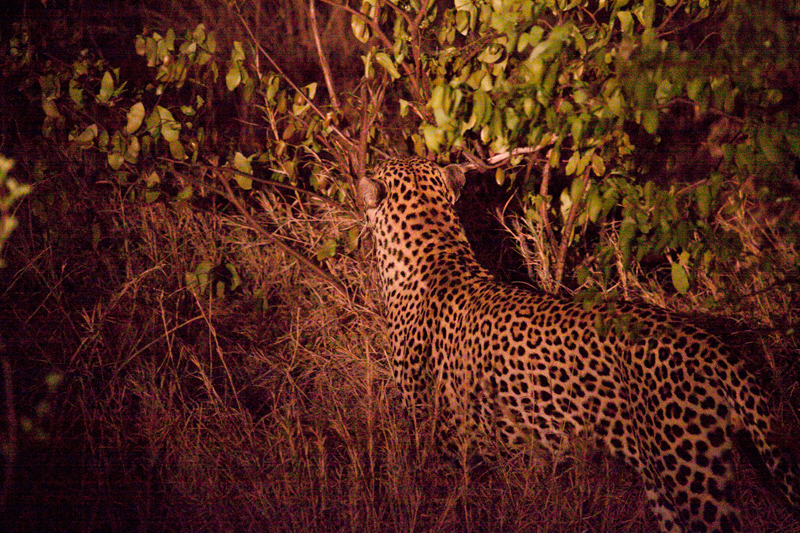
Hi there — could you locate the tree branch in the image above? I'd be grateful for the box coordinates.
[219,168,350,298]
[554,167,591,289]
[234,7,355,150]
[539,157,557,257]
[309,0,340,109]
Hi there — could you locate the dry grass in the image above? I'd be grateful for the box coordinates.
[2,165,798,533]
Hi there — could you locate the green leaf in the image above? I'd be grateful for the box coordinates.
[421,124,445,152]
[672,220,690,248]
[168,140,186,160]
[504,106,519,132]
[687,78,705,101]
[125,102,146,134]
[570,174,587,203]
[98,71,114,103]
[177,185,193,201]
[577,149,593,176]
[266,75,280,103]
[97,130,109,149]
[231,41,245,62]
[317,238,337,261]
[566,151,580,175]
[145,190,160,203]
[125,136,141,163]
[145,107,161,136]
[233,152,252,174]
[619,217,637,262]
[671,262,689,294]
[559,187,573,222]
[695,183,711,219]
[108,152,125,170]
[635,78,657,108]
[570,116,584,144]
[617,11,634,35]
[495,167,506,186]
[548,144,561,168]
[304,82,317,101]
[641,110,659,135]
[786,133,800,157]
[455,10,470,35]
[68,79,83,108]
[135,34,146,56]
[70,124,98,147]
[571,25,587,56]
[656,78,675,104]
[540,62,558,103]
[375,52,401,79]
[472,90,491,126]
[399,98,410,118]
[145,171,160,187]
[157,106,181,142]
[606,88,624,117]
[45,372,63,390]
[757,126,781,163]
[351,13,370,43]
[233,152,253,190]
[164,28,176,53]
[586,187,602,222]
[477,44,503,64]
[226,65,242,91]
[591,153,606,176]
[639,0,655,28]
[234,175,252,190]
[194,261,213,293]
[576,265,590,285]
[465,68,486,90]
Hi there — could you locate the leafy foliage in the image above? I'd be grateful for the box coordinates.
[350,0,799,305]
[0,157,30,268]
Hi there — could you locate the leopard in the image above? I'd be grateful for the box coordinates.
[357,157,799,533]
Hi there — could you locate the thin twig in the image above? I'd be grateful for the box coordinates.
[356,80,388,177]
[511,217,539,285]
[384,0,414,27]
[218,169,349,298]
[538,158,557,255]
[656,4,682,33]
[187,283,244,413]
[485,134,560,166]
[319,0,428,108]
[662,97,744,123]
[317,0,395,51]
[409,0,434,102]
[158,158,344,208]
[554,167,592,288]
[412,0,433,27]
[309,0,340,109]
[234,8,355,150]
[150,158,350,297]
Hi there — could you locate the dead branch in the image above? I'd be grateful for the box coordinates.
[309,0,340,109]
[554,167,591,289]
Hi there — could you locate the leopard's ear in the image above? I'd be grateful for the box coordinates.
[356,176,385,209]
[443,164,466,202]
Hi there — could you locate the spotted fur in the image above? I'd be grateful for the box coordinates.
[358,158,799,533]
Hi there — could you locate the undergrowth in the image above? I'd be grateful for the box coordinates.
[2,167,797,532]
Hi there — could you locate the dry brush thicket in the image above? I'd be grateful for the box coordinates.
[2,174,796,532]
